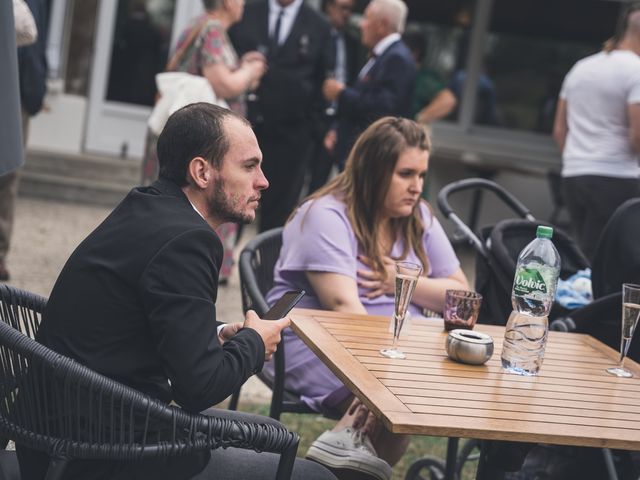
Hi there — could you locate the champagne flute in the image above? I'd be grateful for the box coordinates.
[380,261,423,359]
[324,69,337,117]
[606,283,640,378]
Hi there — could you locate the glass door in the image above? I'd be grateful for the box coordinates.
[84,0,200,158]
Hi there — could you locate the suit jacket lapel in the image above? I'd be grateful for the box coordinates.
[360,40,398,85]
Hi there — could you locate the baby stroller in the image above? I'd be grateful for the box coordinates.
[436,177,590,326]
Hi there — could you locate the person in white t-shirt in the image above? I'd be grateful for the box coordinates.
[553,2,640,260]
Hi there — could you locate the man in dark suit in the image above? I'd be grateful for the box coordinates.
[323,0,417,169]
[229,0,332,232]
[307,0,363,193]
[16,104,335,480]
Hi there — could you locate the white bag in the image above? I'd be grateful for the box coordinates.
[13,0,37,47]
[147,72,229,135]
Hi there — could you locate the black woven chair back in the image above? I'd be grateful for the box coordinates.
[475,219,589,325]
[0,284,45,338]
[232,228,321,420]
[0,285,299,480]
[239,227,284,317]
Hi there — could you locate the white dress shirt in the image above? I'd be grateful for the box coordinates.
[268,0,304,46]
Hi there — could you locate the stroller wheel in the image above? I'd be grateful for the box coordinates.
[405,455,447,480]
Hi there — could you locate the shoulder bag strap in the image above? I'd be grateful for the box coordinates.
[165,18,209,72]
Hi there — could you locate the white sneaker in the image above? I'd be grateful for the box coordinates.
[306,427,392,480]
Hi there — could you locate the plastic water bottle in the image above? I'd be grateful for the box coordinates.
[501,225,560,375]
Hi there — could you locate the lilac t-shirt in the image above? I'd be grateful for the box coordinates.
[265,194,460,412]
[267,194,459,315]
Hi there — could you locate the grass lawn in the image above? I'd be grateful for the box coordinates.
[226,400,479,480]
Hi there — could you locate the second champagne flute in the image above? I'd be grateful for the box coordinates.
[380,261,423,359]
[606,283,640,378]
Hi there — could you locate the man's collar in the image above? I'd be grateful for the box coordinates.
[150,177,187,199]
[372,32,401,57]
[268,0,303,16]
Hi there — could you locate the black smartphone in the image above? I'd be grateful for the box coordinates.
[263,290,305,320]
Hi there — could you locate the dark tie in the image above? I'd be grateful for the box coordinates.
[270,8,284,54]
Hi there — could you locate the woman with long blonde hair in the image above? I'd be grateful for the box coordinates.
[266,117,469,479]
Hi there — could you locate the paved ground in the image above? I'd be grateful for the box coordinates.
[6,195,272,403]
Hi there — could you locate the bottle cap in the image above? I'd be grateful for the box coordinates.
[536,225,553,239]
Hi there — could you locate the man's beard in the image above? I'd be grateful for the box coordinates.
[210,179,254,225]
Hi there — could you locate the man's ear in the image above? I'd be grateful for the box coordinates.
[187,156,211,188]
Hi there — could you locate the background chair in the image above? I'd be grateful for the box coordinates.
[551,197,640,360]
[0,284,300,480]
[228,227,318,420]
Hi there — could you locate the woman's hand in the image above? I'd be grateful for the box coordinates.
[242,57,267,83]
[241,50,267,64]
[357,255,395,299]
[323,129,337,153]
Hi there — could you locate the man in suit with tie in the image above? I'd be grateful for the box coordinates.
[323,0,417,169]
[230,0,332,232]
[307,0,363,193]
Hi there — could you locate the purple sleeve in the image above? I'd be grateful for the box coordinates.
[422,204,460,278]
[279,199,357,279]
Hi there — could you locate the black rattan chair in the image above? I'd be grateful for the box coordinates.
[228,228,318,420]
[0,284,299,480]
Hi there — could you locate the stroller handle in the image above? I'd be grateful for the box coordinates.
[437,178,534,220]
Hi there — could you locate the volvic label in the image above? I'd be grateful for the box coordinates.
[513,267,548,296]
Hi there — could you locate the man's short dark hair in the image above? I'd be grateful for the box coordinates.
[156,103,248,187]
[403,31,426,62]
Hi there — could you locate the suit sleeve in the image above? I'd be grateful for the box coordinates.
[338,53,415,120]
[138,228,265,413]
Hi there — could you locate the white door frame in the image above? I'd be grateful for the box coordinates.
[84,0,202,159]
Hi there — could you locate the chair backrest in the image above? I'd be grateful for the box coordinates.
[239,228,284,317]
[0,285,298,479]
[0,284,45,338]
[591,198,640,299]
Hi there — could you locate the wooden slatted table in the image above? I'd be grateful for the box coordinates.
[290,308,640,452]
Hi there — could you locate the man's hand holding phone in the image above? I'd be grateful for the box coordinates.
[243,310,290,361]
[244,290,305,360]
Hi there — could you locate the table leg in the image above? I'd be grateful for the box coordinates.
[444,437,459,480]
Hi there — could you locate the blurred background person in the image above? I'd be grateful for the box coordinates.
[266,117,469,480]
[0,0,48,281]
[403,31,457,126]
[0,0,27,180]
[402,30,457,201]
[553,2,640,261]
[147,0,267,283]
[307,0,363,194]
[230,0,332,232]
[323,0,417,170]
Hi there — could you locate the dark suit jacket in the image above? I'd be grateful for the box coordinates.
[17,179,264,480]
[229,0,332,131]
[334,38,417,166]
[342,28,364,87]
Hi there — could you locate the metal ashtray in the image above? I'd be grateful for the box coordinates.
[446,329,494,365]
